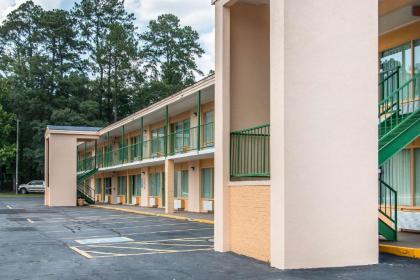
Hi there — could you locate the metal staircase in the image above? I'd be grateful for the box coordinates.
[377,70,420,241]
[77,168,98,205]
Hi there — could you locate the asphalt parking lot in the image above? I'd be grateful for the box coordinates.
[0,196,420,280]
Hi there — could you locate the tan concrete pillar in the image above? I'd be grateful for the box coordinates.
[111,175,118,204]
[214,0,231,252]
[188,160,201,212]
[140,168,149,207]
[270,0,378,269]
[165,159,175,213]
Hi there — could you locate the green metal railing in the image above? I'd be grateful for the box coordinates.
[81,122,215,169]
[378,73,420,138]
[77,155,96,172]
[169,122,214,155]
[230,124,270,178]
[378,178,397,241]
[77,179,96,204]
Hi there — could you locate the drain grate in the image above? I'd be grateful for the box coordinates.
[2,227,37,232]
[0,209,27,214]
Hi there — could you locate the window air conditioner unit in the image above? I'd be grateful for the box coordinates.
[174,199,185,210]
[149,197,157,207]
[131,196,137,205]
[203,200,214,212]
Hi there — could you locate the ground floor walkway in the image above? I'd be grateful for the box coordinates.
[1,196,420,279]
[92,203,214,224]
[380,231,420,259]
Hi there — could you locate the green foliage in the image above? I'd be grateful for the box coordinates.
[140,14,205,99]
[0,1,205,185]
[0,79,16,168]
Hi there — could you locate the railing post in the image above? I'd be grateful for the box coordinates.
[165,106,169,157]
[84,142,87,171]
[94,140,97,169]
[107,132,110,167]
[140,116,144,160]
[122,125,125,163]
[197,91,201,152]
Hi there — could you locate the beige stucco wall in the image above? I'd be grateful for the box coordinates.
[229,185,270,262]
[270,0,378,269]
[230,3,270,131]
[46,134,78,206]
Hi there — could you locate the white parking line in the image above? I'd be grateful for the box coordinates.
[124,227,213,236]
[70,236,214,259]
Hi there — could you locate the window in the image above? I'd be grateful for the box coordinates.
[130,136,139,160]
[151,128,165,156]
[104,177,112,195]
[380,43,412,84]
[149,172,163,196]
[175,170,189,198]
[104,144,113,166]
[416,149,420,206]
[382,150,411,206]
[203,111,214,148]
[97,149,103,167]
[117,176,127,196]
[130,174,142,196]
[201,168,214,199]
[172,119,191,153]
[95,178,102,194]
[119,139,128,163]
[414,40,420,98]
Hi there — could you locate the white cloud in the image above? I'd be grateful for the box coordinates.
[0,0,67,23]
[126,0,215,75]
[0,0,215,75]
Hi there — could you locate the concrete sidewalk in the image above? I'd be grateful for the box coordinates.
[380,232,420,259]
[90,203,214,224]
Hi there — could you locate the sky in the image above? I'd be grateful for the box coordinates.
[0,0,215,75]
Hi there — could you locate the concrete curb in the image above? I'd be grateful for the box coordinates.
[379,244,420,259]
[89,205,215,225]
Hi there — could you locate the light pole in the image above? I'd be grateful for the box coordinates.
[15,119,19,194]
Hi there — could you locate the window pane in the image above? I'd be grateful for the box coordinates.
[135,175,142,196]
[201,168,214,199]
[118,176,126,195]
[149,174,156,196]
[415,149,420,206]
[95,178,102,194]
[181,170,189,197]
[382,149,411,206]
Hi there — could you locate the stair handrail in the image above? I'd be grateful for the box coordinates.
[378,66,400,86]
[378,178,397,225]
[378,73,420,138]
[378,72,419,108]
[77,180,96,202]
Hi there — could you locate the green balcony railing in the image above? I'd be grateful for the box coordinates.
[168,122,214,155]
[77,155,96,172]
[230,124,270,179]
[89,122,215,169]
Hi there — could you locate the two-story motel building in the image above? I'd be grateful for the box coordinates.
[44,0,420,270]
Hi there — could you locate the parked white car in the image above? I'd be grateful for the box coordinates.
[18,180,45,194]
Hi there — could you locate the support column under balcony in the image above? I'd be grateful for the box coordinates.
[165,159,175,213]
